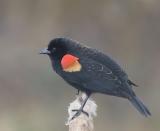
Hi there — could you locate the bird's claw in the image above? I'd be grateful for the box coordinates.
[71,109,89,120]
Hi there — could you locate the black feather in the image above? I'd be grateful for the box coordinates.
[128,80,138,87]
[129,96,151,117]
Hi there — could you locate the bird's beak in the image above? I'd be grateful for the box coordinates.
[39,48,51,55]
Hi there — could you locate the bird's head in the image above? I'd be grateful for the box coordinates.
[40,38,69,59]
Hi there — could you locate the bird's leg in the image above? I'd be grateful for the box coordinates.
[76,89,80,95]
[71,93,91,120]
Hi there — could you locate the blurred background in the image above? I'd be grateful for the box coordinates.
[0,0,160,131]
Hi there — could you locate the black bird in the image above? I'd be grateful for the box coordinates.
[40,38,151,119]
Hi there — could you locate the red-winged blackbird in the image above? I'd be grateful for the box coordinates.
[40,38,151,119]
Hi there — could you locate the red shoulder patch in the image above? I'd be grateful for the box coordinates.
[61,54,79,69]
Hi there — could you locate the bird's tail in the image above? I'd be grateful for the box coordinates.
[129,96,151,117]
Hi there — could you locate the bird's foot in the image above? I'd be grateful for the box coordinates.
[71,109,89,120]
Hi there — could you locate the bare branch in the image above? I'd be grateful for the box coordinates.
[66,93,97,131]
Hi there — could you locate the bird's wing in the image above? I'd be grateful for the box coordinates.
[62,58,125,96]
[74,45,127,78]
[80,59,123,93]
[72,45,137,87]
